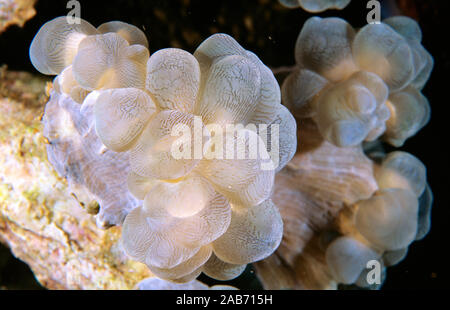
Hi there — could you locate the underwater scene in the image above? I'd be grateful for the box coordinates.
[0,0,449,292]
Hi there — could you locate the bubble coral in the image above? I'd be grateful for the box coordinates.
[110,34,296,281]
[279,0,351,12]
[325,150,429,285]
[282,16,433,147]
[254,122,432,289]
[30,17,297,283]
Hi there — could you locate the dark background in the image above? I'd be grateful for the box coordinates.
[0,0,449,290]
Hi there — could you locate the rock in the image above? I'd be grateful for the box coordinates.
[0,68,150,289]
[0,0,36,33]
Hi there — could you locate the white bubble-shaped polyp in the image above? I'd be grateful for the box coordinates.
[195,55,261,125]
[194,33,246,81]
[58,65,90,104]
[212,199,283,265]
[146,48,200,113]
[383,16,423,43]
[73,33,149,90]
[202,253,247,281]
[94,88,157,152]
[30,16,98,75]
[258,105,297,172]
[30,16,99,75]
[198,128,275,207]
[281,67,328,118]
[97,21,149,48]
[376,151,427,197]
[245,51,282,125]
[147,246,212,281]
[352,23,415,92]
[355,188,419,251]
[127,172,160,200]
[314,71,389,147]
[384,87,430,147]
[129,110,208,180]
[295,17,357,82]
[325,236,380,285]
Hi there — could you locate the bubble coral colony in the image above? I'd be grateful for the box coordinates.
[282,16,432,147]
[28,3,433,289]
[30,16,296,283]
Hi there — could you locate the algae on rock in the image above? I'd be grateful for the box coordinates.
[0,68,151,289]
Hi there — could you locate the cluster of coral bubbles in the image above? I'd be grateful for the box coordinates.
[29,1,433,289]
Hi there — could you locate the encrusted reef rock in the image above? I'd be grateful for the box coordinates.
[0,0,36,33]
[0,68,150,289]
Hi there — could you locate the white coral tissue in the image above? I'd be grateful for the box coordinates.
[282,16,432,147]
